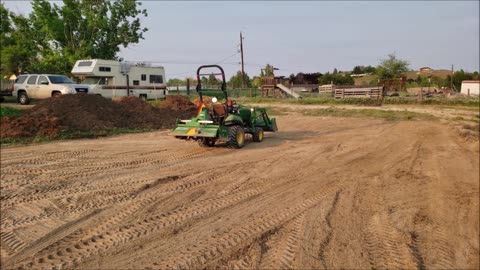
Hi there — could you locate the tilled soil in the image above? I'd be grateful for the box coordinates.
[0,114,478,269]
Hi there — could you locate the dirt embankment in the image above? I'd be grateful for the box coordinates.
[0,113,478,269]
[0,95,197,139]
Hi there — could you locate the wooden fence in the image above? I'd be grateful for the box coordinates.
[334,86,383,99]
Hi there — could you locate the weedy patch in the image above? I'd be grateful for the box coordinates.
[0,106,22,118]
[301,107,436,121]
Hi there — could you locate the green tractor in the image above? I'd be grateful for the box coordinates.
[172,65,277,148]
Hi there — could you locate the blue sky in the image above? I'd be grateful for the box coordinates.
[4,1,480,79]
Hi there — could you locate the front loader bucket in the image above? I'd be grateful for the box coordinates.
[254,110,278,132]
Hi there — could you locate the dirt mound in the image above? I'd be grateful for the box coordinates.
[1,95,197,139]
[158,95,197,111]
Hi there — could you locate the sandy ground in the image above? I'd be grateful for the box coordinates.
[1,113,479,269]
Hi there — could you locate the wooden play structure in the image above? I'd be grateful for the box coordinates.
[260,67,301,99]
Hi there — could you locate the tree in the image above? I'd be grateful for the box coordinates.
[352,66,363,74]
[318,72,354,85]
[0,4,40,76]
[364,65,376,74]
[207,73,219,87]
[1,0,148,75]
[228,71,251,89]
[260,64,275,77]
[251,76,262,89]
[376,53,409,80]
[167,78,186,86]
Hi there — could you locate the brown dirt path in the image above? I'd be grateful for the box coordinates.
[1,113,478,269]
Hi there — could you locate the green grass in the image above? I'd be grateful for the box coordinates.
[235,93,480,107]
[300,107,436,121]
[0,106,22,118]
[1,128,154,146]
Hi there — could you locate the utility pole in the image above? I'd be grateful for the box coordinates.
[240,32,245,88]
[450,64,454,91]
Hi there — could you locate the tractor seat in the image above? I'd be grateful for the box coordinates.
[212,104,227,116]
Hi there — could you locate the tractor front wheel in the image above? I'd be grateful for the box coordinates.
[252,127,264,142]
[227,125,245,149]
[198,138,216,147]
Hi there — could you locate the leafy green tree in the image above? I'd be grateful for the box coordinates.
[260,64,275,76]
[364,65,376,74]
[228,71,251,89]
[376,53,409,80]
[167,78,186,86]
[352,66,363,74]
[207,74,219,87]
[251,76,262,89]
[1,0,148,75]
[318,72,354,85]
[0,4,40,76]
[447,69,476,91]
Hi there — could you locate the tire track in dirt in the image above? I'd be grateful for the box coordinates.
[0,230,27,257]
[318,190,340,269]
[0,148,229,210]
[259,213,306,270]
[156,185,342,269]
[6,165,246,265]
[365,213,418,270]
[1,149,98,165]
[15,187,262,269]
[1,147,217,190]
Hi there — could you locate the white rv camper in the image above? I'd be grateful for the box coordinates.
[71,59,167,99]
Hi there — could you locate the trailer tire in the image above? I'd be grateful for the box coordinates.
[252,127,264,142]
[198,138,215,147]
[139,94,147,101]
[227,125,245,149]
[18,91,30,105]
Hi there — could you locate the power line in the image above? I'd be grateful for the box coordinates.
[216,52,239,64]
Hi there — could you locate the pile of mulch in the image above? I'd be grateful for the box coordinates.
[158,95,197,111]
[0,95,197,139]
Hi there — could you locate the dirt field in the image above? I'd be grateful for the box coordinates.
[1,111,479,269]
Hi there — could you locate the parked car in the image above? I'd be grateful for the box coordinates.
[13,74,90,105]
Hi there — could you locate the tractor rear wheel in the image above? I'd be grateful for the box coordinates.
[198,138,215,147]
[252,127,264,142]
[227,125,245,149]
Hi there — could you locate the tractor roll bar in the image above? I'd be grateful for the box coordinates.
[196,65,228,102]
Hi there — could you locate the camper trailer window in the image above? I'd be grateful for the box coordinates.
[99,67,111,72]
[149,75,163,84]
[79,61,93,67]
[133,80,139,86]
[141,74,146,81]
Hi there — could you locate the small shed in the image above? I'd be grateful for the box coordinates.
[461,80,480,96]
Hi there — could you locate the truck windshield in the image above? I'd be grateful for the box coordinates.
[48,75,75,84]
[82,78,100,85]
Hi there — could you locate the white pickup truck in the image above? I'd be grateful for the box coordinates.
[13,74,90,105]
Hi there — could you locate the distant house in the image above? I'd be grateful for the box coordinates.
[419,67,433,72]
[461,80,480,96]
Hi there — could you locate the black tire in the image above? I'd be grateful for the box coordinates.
[252,127,264,142]
[18,91,30,105]
[52,91,61,97]
[198,138,215,147]
[227,125,245,149]
[139,94,147,101]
